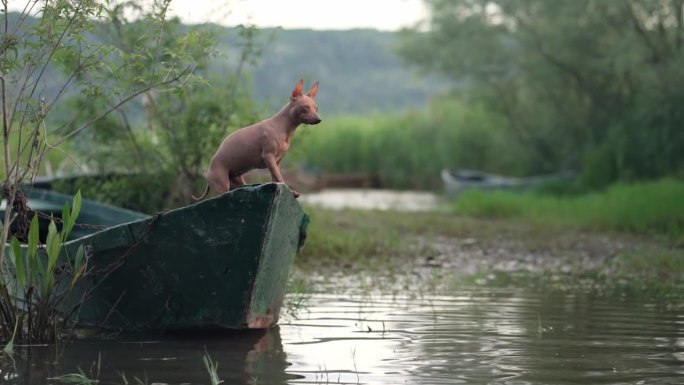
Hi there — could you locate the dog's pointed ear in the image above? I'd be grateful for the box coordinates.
[291,79,304,101]
[307,81,320,98]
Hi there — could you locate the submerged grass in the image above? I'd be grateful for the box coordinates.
[611,248,684,303]
[459,246,684,310]
[50,353,101,384]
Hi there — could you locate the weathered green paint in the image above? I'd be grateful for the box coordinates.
[246,191,306,327]
[4,183,308,331]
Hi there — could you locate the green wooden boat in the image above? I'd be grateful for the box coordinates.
[2,183,309,332]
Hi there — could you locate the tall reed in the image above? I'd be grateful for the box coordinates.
[291,100,527,189]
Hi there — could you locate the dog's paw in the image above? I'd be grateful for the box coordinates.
[292,190,301,198]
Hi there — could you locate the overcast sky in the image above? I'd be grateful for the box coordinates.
[165,0,427,30]
[7,0,427,30]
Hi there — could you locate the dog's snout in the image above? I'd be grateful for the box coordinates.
[305,115,321,125]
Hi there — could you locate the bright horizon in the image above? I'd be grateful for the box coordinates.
[166,0,427,31]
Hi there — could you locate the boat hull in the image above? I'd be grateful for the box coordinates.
[441,169,574,198]
[6,183,308,332]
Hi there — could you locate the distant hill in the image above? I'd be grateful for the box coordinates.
[7,11,443,117]
[216,28,443,116]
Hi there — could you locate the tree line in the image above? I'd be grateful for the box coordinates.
[398,0,684,187]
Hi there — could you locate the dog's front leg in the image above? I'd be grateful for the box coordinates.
[263,154,300,198]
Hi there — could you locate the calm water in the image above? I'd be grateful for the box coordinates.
[1,289,682,384]
[299,189,441,211]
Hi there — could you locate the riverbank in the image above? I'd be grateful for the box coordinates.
[292,205,683,308]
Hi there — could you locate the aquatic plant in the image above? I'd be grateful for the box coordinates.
[284,275,312,318]
[0,192,85,344]
[351,347,360,384]
[49,372,98,385]
[0,0,217,345]
[203,348,223,385]
[0,0,203,268]
[117,371,151,385]
[49,353,101,384]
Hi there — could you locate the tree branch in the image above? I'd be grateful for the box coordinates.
[52,66,194,147]
[625,0,662,63]
[28,2,84,106]
[674,0,684,50]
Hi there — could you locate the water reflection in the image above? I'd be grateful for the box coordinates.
[281,292,683,385]
[1,289,682,384]
[1,328,292,384]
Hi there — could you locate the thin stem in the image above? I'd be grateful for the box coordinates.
[1,75,9,180]
[52,66,193,147]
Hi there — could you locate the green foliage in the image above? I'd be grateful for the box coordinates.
[52,174,173,214]
[452,178,684,243]
[60,21,263,211]
[292,99,526,189]
[148,71,260,206]
[2,191,85,344]
[1,0,205,277]
[1,0,209,343]
[399,0,684,183]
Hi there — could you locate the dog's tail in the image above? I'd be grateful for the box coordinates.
[192,184,210,201]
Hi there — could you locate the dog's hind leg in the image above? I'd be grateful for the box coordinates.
[229,175,246,191]
[207,169,231,195]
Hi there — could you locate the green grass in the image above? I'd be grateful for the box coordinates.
[296,207,405,270]
[297,204,537,263]
[452,178,684,243]
[296,202,605,275]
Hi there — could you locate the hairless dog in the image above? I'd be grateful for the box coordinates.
[193,79,321,200]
